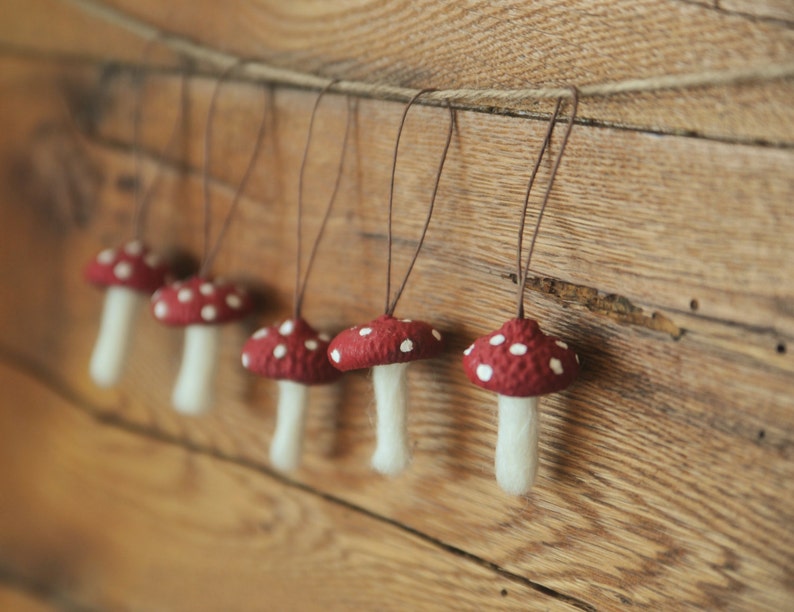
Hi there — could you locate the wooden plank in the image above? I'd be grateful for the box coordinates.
[0,360,577,611]
[1,0,793,144]
[0,57,792,609]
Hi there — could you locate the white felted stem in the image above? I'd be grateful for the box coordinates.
[495,395,540,495]
[269,380,309,472]
[89,286,144,388]
[171,325,220,415]
[371,362,411,476]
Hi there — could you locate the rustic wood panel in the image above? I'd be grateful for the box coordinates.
[0,362,574,611]
[0,51,792,611]
[1,0,793,145]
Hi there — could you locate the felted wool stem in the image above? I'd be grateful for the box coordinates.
[495,395,540,495]
[269,380,309,472]
[371,362,411,476]
[89,286,144,388]
[171,325,220,415]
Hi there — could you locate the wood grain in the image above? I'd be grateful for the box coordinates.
[1,0,793,144]
[0,54,792,610]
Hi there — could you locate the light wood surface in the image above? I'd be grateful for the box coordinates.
[1,1,793,610]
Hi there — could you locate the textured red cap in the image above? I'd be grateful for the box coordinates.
[151,275,252,326]
[327,314,444,372]
[462,318,579,397]
[241,317,341,385]
[84,239,169,294]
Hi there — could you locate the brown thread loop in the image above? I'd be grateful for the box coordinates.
[385,93,455,316]
[131,37,190,240]
[200,60,268,277]
[516,86,579,319]
[293,83,354,319]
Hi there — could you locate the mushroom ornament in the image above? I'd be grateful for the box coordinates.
[152,275,252,414]
[85,239,170,387]
[328,315,443,475]
[242,318,340,472]
[462,320,579,495]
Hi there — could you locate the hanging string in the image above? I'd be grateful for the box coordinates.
[293,84,354,319]
[516,87,579,319]
[130,38,190,240]
[199,60,268,277]
[385,91,455,316]
[67,0,794,109]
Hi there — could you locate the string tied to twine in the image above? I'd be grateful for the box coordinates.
[131,36,190,241]
[515,86,579,320]
[199,59,268,277]
[384,90,455,317]
[293,83,354,319]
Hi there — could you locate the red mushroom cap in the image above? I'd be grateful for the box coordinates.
[84,239,169,294]
[241,317,341,385]
[150,275,252,327]
[462,318,579,397]
[327,314,444,372]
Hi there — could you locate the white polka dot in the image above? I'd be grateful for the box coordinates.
[177,288,193,303]
[201,305,217,322]
[330,349,341,363]
[226,294,242,309]
[401,319,412,323]
[97,248,115,264]
[400,339,414,353]
[463,344,474,356]
[124,241,143,256]
[319,333,331,342]
[253,328,269,339]
[476,364,493,382]
[509,343,528,356]
[432,329,442,341]
[555,340,569,349]
[273,344,287,359]
[305,339,318,351]
[489,334,505,346]
[241,353,250,368]
[279,320,295,335]
[200,283,215,296]
[151,289,162,301]
[154,301,168,319]
[550,357,564,375]
[114,261,132,280]
[575,354,580,364]
[359,327,372,336]
[144,253,160,268]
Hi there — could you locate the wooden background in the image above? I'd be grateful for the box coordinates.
[0,0,792,610]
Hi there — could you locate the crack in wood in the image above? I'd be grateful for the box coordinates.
[507,273,685,340]
[0,345,598,612]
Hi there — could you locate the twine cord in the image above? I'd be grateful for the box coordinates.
[66,0,794,109]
